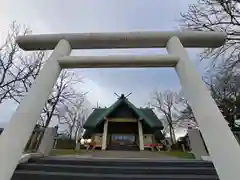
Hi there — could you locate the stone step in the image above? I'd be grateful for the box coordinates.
[28,157,214,168]
[17,163,217,175]
[12,170,219,180]
[13,157,219,180]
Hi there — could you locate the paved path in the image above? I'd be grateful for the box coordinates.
[58,151,182,160]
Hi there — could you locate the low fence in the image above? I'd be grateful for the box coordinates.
[24,126,58,153]
[1,125,80,153]
[24,128,45,152]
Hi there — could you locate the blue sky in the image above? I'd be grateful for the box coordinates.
[0,0,204,134]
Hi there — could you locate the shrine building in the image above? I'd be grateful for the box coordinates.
[82,94,164,151]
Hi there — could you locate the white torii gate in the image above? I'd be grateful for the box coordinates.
[0,31,239,180]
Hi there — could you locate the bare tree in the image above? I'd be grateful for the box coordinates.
[204,69,240,127]
[180,0,240,69]
[0,22,88,152]
[8,52,45,104]
[176,92,199,129]
[9,49,85,128]
[58,96,87,140]
[180,0,240,129]
[150,90,181,145]
[40,70,84,128]
[179,100,195,121]
[27,69,84,128]
[0,21,44,103]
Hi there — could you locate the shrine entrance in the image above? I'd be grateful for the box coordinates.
[110,134,136,146]
[0,31,238,180]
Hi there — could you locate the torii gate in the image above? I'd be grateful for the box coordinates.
[0,31,239,180]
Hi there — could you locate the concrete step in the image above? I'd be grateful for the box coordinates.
[17,163,217,175]
[13,157,219,180]
[29,157,215,168]
[12,170,219,180]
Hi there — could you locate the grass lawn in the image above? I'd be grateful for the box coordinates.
[158,151,195,159]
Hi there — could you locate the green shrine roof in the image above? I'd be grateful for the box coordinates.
[83,94,164,130]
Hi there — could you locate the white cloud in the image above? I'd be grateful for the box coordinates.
[80,77,116,107]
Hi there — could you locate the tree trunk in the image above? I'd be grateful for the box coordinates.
[69,125,74,140]
[171,127,176,143]
[74,127,79,141]
[168,125,174,145]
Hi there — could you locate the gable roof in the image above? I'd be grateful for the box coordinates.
[83,95,163,129]
[83,108,107,129]
[139,108,162,128]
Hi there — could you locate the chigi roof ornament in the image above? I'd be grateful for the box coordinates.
[114,92,132,99]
